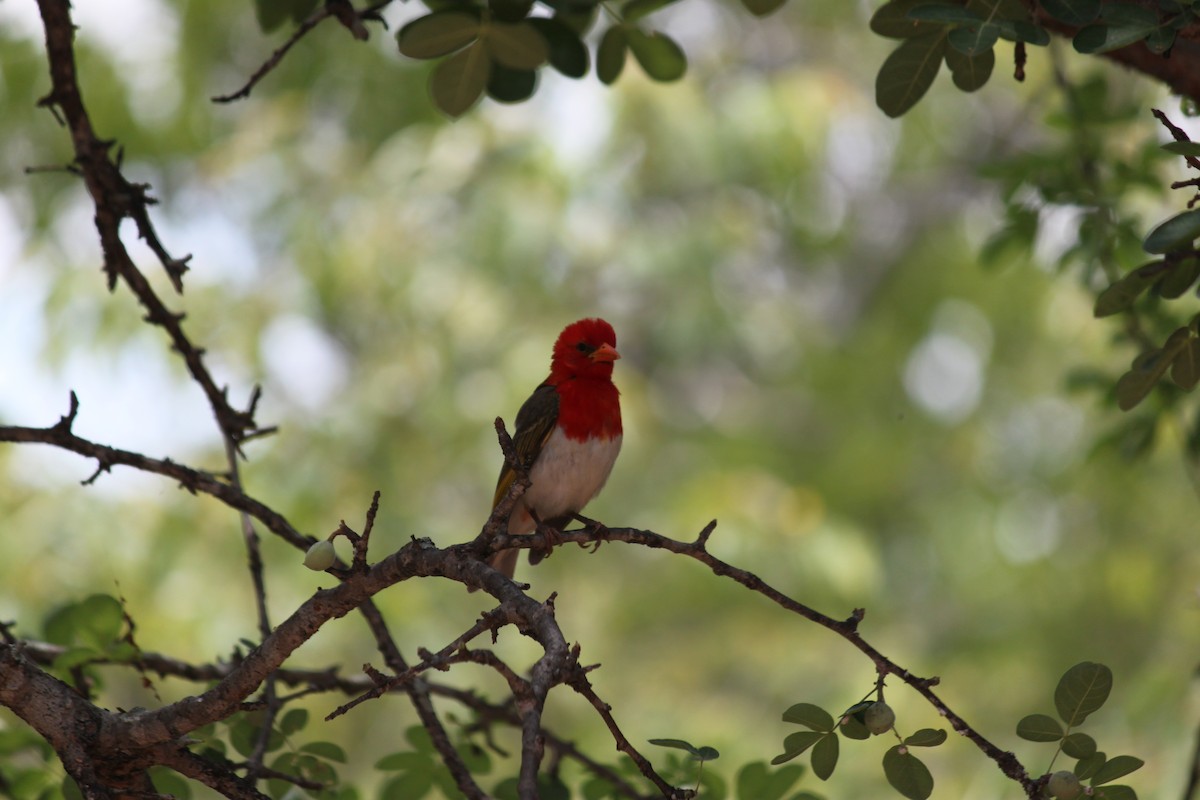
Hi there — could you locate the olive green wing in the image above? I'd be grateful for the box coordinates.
[492,382,559,508]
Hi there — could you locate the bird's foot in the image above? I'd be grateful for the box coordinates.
[529,515,564,565]
[572,513,608,553]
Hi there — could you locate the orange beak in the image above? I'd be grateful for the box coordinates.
[590,343,621,363]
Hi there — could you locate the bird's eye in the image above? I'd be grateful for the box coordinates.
[576,342,594,353]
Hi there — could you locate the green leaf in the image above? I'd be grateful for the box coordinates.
[254,0,320,32]
[945,45,993,91]
[398,13,480,59]
[489,0,533,23]
[1062,732,1098,759]
[736,762,805,800]
[1144,209,1200,254]
[52,646,100,671]
[882,746,934,800]
[1055,662,1113,726]
[871,0,944,38]
[995,20,1051,44]
[1076,751,1106,780]
[279,708,308,736]
[771,731,823,765]
[1158,257,1200,298]
[810,733,838,781]
[947,22,998,55]
[1145,26,1176,53]
[906,4,985,24]
[583,778,619,800]
[381,770,433,800]
[740,0,787,16]
[597,26,628,85]
[1016,713,1064,742]
[1040,0,1099,25]
[1094,786,1137,800]
[529,18,589,78]
[628,29,687,81]
[648,738,699,753]
[1162,141,1200,157]
[876,34,946,118]
[1073,21,1163,54]
[76,594,124,649]
[1115,347,1174,411]
[1091,755,1144,786]
[904,729,948,747]
[1172,334,1200,390]
[148,767,190,796]
[782,703,835,732]
[838,714,871,740]
[376,752,430,771]
[1094,261,1168,316]
[484,22,549,70]
[623,0,677,21]
[300,741,347,763]
[487,64,538,103]
[429,43,490,118]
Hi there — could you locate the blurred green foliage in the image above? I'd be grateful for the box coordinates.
[1,0,1199,797]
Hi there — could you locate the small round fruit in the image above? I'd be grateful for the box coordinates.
[1047,770,1082,800]
[863,701,895,735]
[304,540,337,570]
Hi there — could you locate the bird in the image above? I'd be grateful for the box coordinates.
[484,317,623,584]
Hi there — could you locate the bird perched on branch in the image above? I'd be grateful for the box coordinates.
[486,317,623,583]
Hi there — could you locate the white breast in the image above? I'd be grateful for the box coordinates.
[508,427,622,535]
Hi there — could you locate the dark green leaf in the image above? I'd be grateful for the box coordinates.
[740,0,788,16]
[539,773,572,800]
[406,727,435,753]
[1094,786,1137,800]
[623,0,678,21]
[737,762,805,800]
[1073,22,1163,54]
[771,731,823,765]
[876,34,946,118]
[1076,751,1106,780]
[300,741,348,763]
[838,714,871,740]
[1172,334,1200,390]
[871,0,943,38]
[279,708,308,736]
[381,770,433,800]
[1062,732,1098,759]
[628,29,687,81]
[398,13,480,59]
[1040,0,1099,25]
[376,752,430,771]
[1094,261,1168,316]
[1158,257,1200,298]
[529,18,589,77]
[945,45,994,90]
[486,64,537,103]
[484,22,549,69]
[694,746,720,761]
[1144,209,1200,254]
[1091,755,1144,786]
[1145,26,1176,53]
[254,0,320,32]
[489,0,533,22]
[429,43,490,118]
[904,729,948,747]
[882,746,934,800]
[782,703,835,732]
[906,4,985,24]
[149,766,191,800]
[947,22,998,55]
[1098,3,1159,25]
[648,738,699,753]
[810,734,838,781]
[1162,141,1200,157]
[582,778,619,800]
[1055,662,1113,725]
[1016,713,1064,742]
[995,20,1051,44]
[597,26,628,84]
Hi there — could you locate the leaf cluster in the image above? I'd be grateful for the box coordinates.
[1016,662,1144,800]
[771,701,946,800]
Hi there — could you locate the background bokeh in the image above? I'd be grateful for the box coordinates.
[1,0,1198,797]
